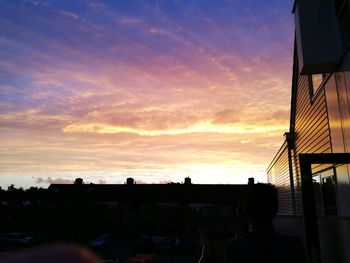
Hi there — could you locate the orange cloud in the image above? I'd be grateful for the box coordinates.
[0,0,293,187]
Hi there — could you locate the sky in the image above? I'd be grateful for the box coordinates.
[0,0,294,188]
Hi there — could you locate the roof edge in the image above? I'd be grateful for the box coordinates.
[292,0,297,13]
[266,139,288,173]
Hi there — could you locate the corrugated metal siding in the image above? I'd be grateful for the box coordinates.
[268,48,337,216]
[335,72,350,152]
[294,75,332,159]
[267,141,293,215]
[292,74,333,214]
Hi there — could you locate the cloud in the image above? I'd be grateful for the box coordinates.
[45,177,73,184]
[60,11,79,19]
[35,177,73,184]
[117,17,142,25]
[26,0,43,6]
[0,109,72,129]
[0,0,293,186]
[35,177,44,184]
[158,179,173,184]
[271,109,290,121]
[62,120,287,136]
[211,109,240,124]
[130,179,173,184]
[88,1,106,11]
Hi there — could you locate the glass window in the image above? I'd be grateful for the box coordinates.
[312,168,337,216]
[312,74,323,89]
[321,176,337,215]
[309,74,328,98]
[312,174,323,215]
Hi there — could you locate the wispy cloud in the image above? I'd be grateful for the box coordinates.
[0,0,294,186]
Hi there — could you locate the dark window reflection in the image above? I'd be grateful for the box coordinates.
[312,169,337,216]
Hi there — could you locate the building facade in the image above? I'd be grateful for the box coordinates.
[267,0,350,262]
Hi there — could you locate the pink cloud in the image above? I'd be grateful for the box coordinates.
[0,1,293,186]
[211,109,240,124]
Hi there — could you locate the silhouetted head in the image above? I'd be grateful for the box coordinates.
[246,183,278,227]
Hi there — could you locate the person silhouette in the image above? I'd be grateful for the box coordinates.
[224,183,306,263]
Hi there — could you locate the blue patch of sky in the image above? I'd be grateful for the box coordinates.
[0,0,294,85]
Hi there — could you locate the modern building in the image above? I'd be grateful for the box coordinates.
[267,1,350,262]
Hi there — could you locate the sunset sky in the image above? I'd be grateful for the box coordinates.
[0,0,294,188]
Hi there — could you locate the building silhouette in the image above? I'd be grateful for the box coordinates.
[267,1,350,262]
[47,178,250,237]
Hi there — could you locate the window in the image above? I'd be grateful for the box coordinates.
[308,73,328,98]
[312,168,337,216]
[311,74,323,91]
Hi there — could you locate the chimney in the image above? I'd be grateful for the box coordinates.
[184,177,192,185]
[126,177,135,185]
[248,177,254,186]
[74,178,83,185]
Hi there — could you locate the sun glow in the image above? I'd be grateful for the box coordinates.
[63,121,286,136]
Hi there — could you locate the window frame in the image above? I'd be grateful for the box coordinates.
[299,153,350,263]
